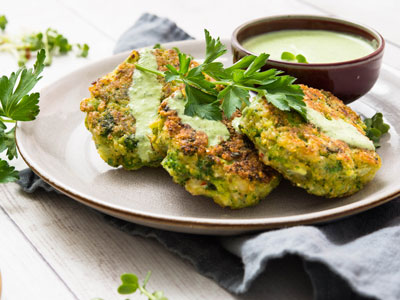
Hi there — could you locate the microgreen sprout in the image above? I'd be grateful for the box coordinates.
[117,272,168,300]
[364,112,390,147]
[0,16,89,66]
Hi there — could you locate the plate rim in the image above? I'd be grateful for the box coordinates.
[15,39,400,233]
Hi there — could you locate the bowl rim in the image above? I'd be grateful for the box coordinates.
[231,14,385,67]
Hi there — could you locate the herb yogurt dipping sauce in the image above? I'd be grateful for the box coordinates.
[129,49,162,162]
[242,30,376,63]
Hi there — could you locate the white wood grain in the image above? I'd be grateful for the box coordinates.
[0,0,114,84]
[301,0,400,45]
[0,184,238,300]
[0,206,76,300]
[57,0,321,40]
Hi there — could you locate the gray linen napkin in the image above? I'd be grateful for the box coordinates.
[17,13,400,300]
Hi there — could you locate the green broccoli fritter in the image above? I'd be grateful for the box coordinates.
[151,91,281,209]
[80,49,183,169]
[240,85,382,197]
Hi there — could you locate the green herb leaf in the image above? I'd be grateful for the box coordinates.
[0,15,7,31]
[365,112,390,147]
[114,271,169,300]
[0,126,17,160]
[185,67,217,94]
[178,52,191,75]
[296,54,308,63]
[76,43,89,58]
[0,159,19,183]
[0,50,45,183]
[281,51,296,61]
[281,52,308,63]
[184,85,221,120]
[0,49,44,121]
[118,273,139,294]
[200,62,226,80]
[225,55,257,75]
[243,53,269,77]
[203,29,227,64]
[219,86,249,118]
[153,43,162,49]
[260,75,306,118]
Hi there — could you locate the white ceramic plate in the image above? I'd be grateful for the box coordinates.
[16,40,400,235]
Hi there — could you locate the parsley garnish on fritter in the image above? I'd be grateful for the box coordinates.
[136,29,306,121]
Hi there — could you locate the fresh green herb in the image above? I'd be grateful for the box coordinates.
[281,51,308,63]
[118,272,168,300]
[0,15,7,31]
[296,54,308,63]
[153,43,162,49]
[0,17,89,66]
[76,43,90,58]
[281,51,295,61]
[172,47,180,54]
[136,29,305,120]
[0,49,45,183]
[364,112,390,147]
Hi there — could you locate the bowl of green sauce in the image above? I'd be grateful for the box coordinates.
[231,15,385,102]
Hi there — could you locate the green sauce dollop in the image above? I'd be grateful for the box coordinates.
[167,91,230,146]
[128,49,163,162]
[306,107,375,150]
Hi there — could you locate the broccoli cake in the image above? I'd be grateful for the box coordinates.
[80,48,183,169]
[240,85,381,198]
[151,90,281,209]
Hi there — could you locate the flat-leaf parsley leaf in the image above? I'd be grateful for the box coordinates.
[0,49,45,183]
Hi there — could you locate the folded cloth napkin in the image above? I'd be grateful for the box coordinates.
[17,13,400,300]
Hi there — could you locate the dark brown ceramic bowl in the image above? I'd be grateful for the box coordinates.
[231,15,385,103]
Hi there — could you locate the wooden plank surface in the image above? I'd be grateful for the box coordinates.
[0,1,397,299]
[0,204,76,299]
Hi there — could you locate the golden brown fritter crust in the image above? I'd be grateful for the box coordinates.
[80,49,184,169]
[151,93,281,209]
[158,101,275,183]
[240,85,381,198]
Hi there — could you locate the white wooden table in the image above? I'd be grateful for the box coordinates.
[1,1,399,299]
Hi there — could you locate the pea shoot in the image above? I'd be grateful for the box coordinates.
[117,271,168,300]
[364,112,390,147]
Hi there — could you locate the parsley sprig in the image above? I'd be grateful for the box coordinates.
[365,112,390,148]
[0,49,45,182]
[137,29,306,121]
